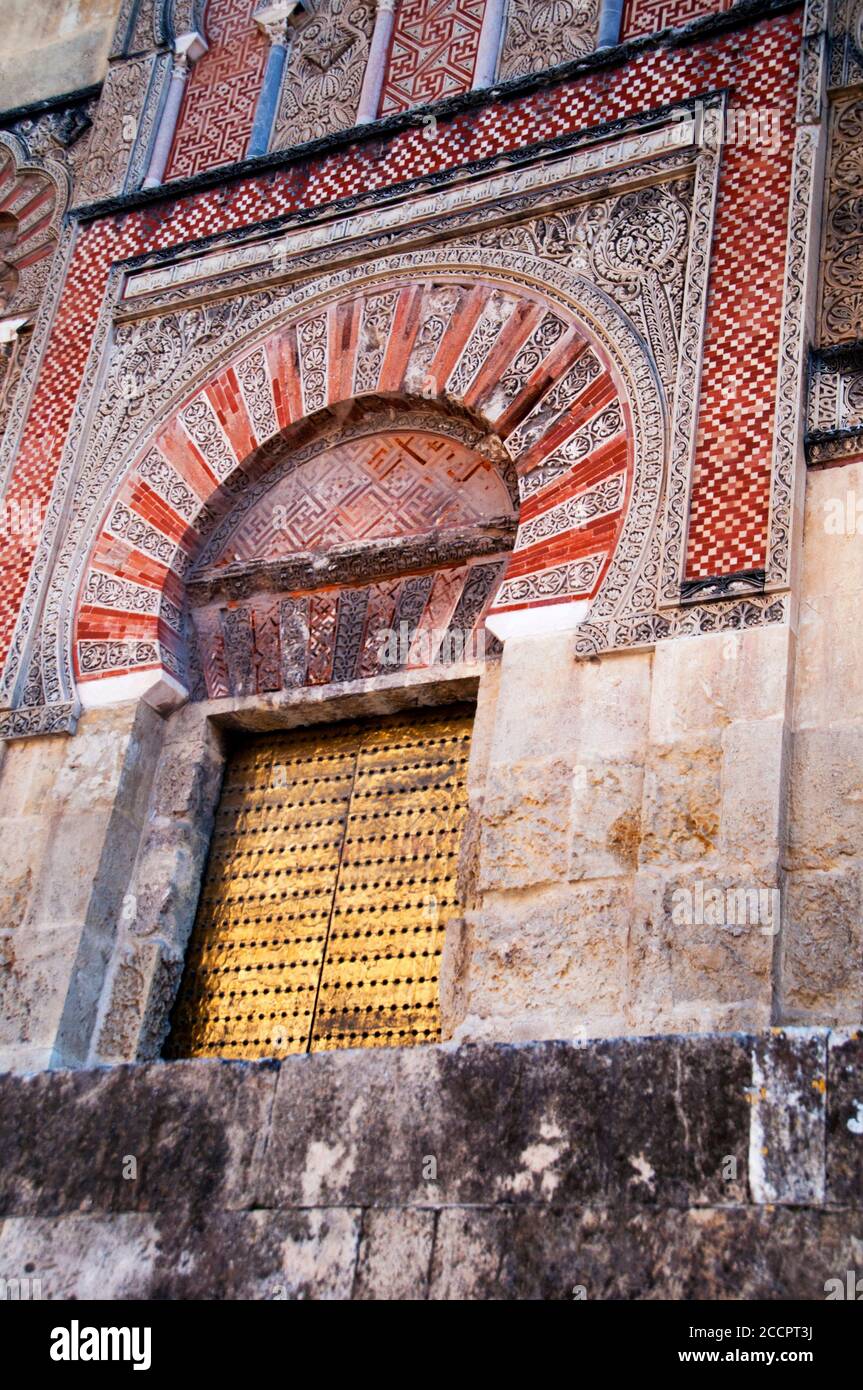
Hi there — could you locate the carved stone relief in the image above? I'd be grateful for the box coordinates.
[828,0,863,89]
[41,247,655,711]
[271,0,374,150]
[817,97,863,348]
[73,53,170,204]
[476,178,692,390]
[498,0,601,82]
[0,105,748,736]
[807,349,863,462]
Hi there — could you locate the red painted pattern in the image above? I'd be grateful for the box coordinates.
[621,0,734,40]
[164,0,269,180]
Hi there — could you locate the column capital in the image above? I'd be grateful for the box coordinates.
[254,2,303,45]
[173,30,208,67]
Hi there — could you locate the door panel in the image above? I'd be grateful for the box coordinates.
[165,704,473,1059]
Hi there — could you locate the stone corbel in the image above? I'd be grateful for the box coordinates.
[142,31,208,188]
[246,2,306,158]
[356,0,398,124]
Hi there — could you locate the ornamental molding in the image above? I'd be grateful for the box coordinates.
[766,120,824,589]
[120,111,699,308]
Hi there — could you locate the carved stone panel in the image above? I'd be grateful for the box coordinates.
[73,54,168,203]
[271,0,374,150]
[818,97,863,346]
[807,349,863,462]
[498,0,600,82]
[828,0,863,90]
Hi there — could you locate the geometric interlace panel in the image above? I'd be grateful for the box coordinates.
[165,704,473,1059]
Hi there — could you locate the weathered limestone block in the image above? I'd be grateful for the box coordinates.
[719,718,788,865]
[569,757,643,878]
[0,814,49,932]
[798,461,863,605]
[639,739,722,865]
[795,590,863,727]
[160,1209,362,1300]
[487,631,583,764]
[465,656,501,796]
[0,1059,276,1217]
[0,1214,161,1300]
[628,867,776,1034]
[0,923,84,1069]
[787,727,863,869]
[779,867,863,1021]
[0,1033,857,1298]
[353,1209,436,1300]
[567,648,651,761]
[650,626,792,744]
[0,703,164,1070]
[750,1030,827,1204]
[478,757,574,890]
[90,710,226,1062]
[254,1035,752,1211]
[429,1205,863,1301]
[210,1042,614,1211]
[450,883,631,1042]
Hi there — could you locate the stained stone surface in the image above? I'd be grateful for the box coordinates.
[0,1029,860,1300]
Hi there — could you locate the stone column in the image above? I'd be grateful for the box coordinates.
[142,31,207,189]
[247,3,303,158]
[356,0,398,125]
[472,0,507,89]
[598,0,625,47]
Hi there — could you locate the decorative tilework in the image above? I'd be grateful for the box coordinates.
[212,430,514,565]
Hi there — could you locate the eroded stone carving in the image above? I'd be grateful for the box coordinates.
[73,54,168,203]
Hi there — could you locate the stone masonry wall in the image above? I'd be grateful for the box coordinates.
[0,701,165,1073]
[445,620,797,1043]
[0,1030,860,1299]
[783,455,863,1024]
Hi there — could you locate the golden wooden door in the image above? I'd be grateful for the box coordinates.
[165,704,473,1058]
